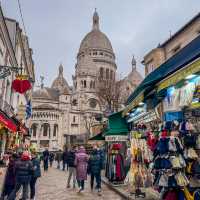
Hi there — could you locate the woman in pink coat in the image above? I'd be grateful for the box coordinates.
[74,146,89,192]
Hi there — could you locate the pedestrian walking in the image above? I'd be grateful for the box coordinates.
[49,152,55,167]
[66,147,76,188]
[62,149,68,171]
[42,148,49,171]
[7,151,33,200]
[55,150,62,169]
[0,153,18,199]
[88,147,103,195]
[30,151,41,200]
[74,146,89,193]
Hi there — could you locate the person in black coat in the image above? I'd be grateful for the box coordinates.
[62,149,68,171]
[55,150,62,169]
[66,147,76,188]
[8,151,33,200]
[88,147,103,193]
[30,151,41,200]
[42,148,49,171]
[49,152,55,167]
[1,153,18,199]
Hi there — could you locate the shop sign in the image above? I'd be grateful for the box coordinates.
[122,93,144,117]
[134,111,158,124]
[158,59,200,92]
[184,108,200,118]
[105,135,128,141]
[192,109,200,117]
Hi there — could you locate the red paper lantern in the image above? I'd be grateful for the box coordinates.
[12,75,32,94]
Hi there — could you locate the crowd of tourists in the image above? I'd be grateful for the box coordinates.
[43,145,104,194]
[0,150,41,200]
[0,145,104,199]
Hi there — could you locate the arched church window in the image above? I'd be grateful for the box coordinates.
[84,80,86,88]
[90,81,93,89]
[93,81,95,88]
[81,80,83,87]
[42,123,50,137]
[89,98,97,108]
[100,68,103,79]
[106,69,109,79]
[53,124,58,137]
[73,116,76,123]
[110,70,113,80]
[93,51,97,56]
[100,52,103,56]
[72,99,78,106]
[31,123,37,137]
[74,81,77,89]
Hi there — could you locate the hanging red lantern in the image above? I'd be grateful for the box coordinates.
[12,75,32,94]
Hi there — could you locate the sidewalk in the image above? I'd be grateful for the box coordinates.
[102,177,160,200]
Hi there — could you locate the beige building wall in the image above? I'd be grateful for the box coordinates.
[143,13,200,76]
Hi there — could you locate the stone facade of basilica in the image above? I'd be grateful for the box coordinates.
[30,10,143,151]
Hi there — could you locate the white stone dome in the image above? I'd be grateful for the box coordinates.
[33,87,51,100]
[79,30,113,53]
[79,10,113,54]
[51,64,71,94]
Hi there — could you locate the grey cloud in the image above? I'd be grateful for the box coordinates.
[1,0,200,86]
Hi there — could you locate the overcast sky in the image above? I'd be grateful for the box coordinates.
[1,0,200,87]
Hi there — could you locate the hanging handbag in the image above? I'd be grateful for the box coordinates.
[188,148,198,159]
[183,187,194,200]
[169,138,177,152]
[186,161,193,174]
[163,190,178,200]
[192,160,200,174]
[184,134,196,147]
[170,156,182,169]
[193,189,200,200]
[168,175,178,187]
[158,174,168,187]
[161,158,172,169]
[175,137,184,153]
[179,154,186,167]
[154,158,161,169]
[157,138,170,155]
[176,173,189,187]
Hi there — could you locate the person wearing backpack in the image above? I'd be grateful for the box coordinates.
[8,151,33,200]
[30,151,41,200]
[87,146,103,195]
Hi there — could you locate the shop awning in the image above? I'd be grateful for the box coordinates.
[89,132,105,141]
[0,110,17,132]
[105,111,129,136]
[157,58,200,92]
[123,35,200,116]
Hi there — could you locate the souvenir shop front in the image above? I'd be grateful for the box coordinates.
[104,111,129,184]
[0,110,17,158]
[122,35,200,199]
[124,103,162,198]
[151,57,200,199]
[0,110,29,161]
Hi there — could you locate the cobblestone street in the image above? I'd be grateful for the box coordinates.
[35,166,123,200]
